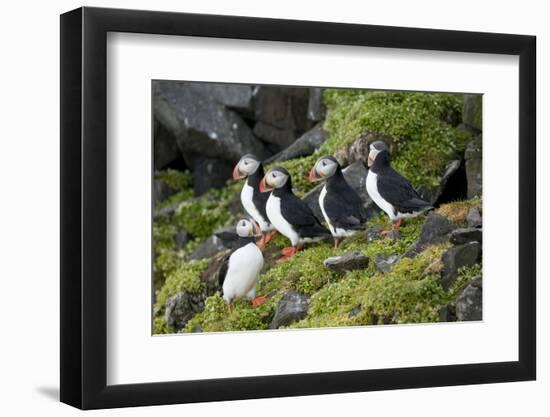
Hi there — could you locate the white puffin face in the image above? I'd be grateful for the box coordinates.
[368,141,389,167]
[236,218,261,237]
[237,156,260,176]
[265,169,289,189]
[313,157,338,179]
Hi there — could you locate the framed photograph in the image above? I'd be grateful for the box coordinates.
[60,6,536,410]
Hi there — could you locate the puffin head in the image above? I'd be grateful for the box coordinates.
[236,218,262,237]
[233,154,261,180]
[309,156,339,182]
[260,167,290,192]
[368,141,390,167]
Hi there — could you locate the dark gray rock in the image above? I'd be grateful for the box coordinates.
[154,120,181,170]
[348,305,362,318]
[438,305,457,322]
[418,159,462,205]
[270,291,309,329]
[153,178,177,204]
[252,86,311,132]
[165,291,206,330]
[365,227,383,242]
[187,156,233,196]
[199,251,231,295]
[403,212,459,258]
[307,88,326,121]
[440,242,481,290]
[253,121,298,149]
[334,131,395,166]
[174,229,189,249]
[456,277,482,321]
[265,124,328,163]
[324,251,369,274]
[467,208,483,228]
[186,82,255,116]
[188,235,226,260]
[449,228,482,245]
[465,135,482,198]
[153,201,180,221]
[153,81,269,163]
[303,161,378,221]
[374,254,400,273]
[462,94,482,132]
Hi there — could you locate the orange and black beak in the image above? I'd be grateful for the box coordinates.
[232,163,245,180]
[259,176,272,193]
[309,166,320,182]
[251,220,262,237]
[367,153,374,167]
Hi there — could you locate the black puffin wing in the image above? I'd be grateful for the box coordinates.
[281,194,322,227]
[377,169,431,211]
[217,253,231,288]
[324,190,365,229]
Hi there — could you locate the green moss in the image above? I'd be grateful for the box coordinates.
[153,316,173,335]
[321,90,469,188]
[437,197,482,224]
[185,293,277,333]
[258,243,337,296]
[448,263,482,299]
[156,169,193,191]
[173,181,241,241]
[154,259,209,314]
[290,243,450,328]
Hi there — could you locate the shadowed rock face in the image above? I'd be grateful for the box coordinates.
[324,251,369,274]
[270,291,309,329]
[153,81,270,163]
[265,124,328,163]
[465,135,482,199]
[440,242,481,290]
[456,277,482,321]
[165,291,206,331]
[403,212,459,258]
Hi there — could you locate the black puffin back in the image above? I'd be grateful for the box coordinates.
[373,150,432,213]
[324,167,367,228]
[247,164,269,220]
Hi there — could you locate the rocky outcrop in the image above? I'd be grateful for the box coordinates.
[324,251,369,274]
[467,208,483,228]
[265,124,328,163]
[165,291,206,331]
[153,81,270,164]
[403,212,459,258]
[440,242,481,290]
[270,291,309,329]
[186,82,255,116]
[455,277,482,321]
[334,131,395,166]
[462,94,482,132]
[449,228,482,245]
[153,178,177,204]
[374,254,399,273]
[307,88,326,122]
[465,135,482,199]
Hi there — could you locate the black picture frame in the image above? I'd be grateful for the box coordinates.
[60,6,536,410]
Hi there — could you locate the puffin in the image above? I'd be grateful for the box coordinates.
[260,167,331,263]
[309,156,368,247]
[233,154,277,247]
[219,218,266,313]
[366,141,433,235]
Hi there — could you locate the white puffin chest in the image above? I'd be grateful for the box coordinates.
[366,170,396,220]
[266,193,300,246]
[241,180,270,231]
[222,243,264,302]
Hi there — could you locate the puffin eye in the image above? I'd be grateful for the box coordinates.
[322,161,327,166]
